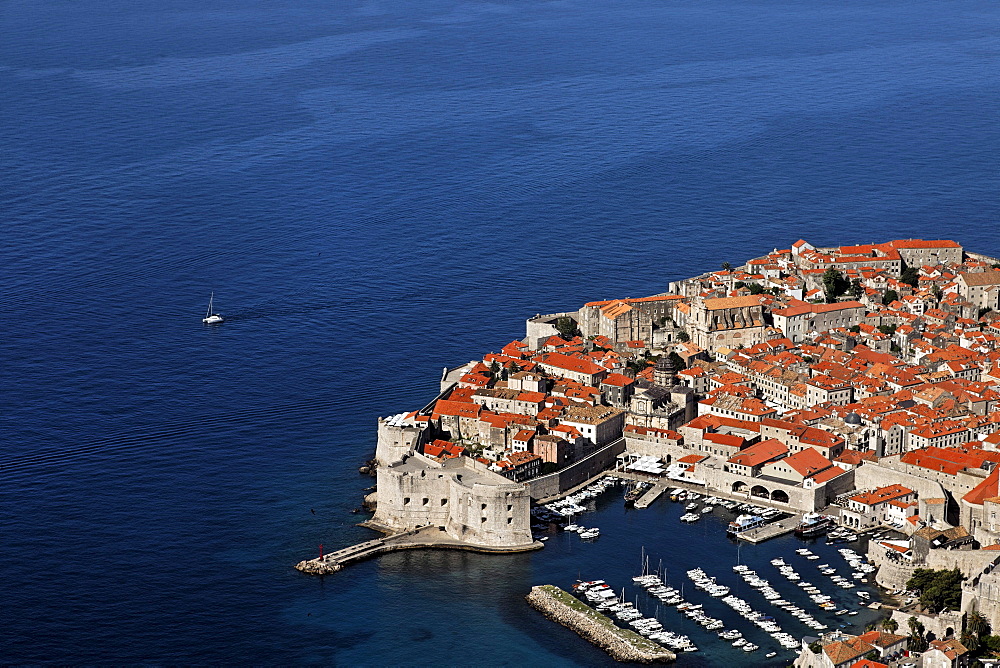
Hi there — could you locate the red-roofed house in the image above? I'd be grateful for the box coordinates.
[842,484,915,529]
[922,637,970,668]
[761,447,842,485]
[534,352,608,385]
[726,438,787,476]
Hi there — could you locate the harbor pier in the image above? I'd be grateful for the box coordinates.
[296,525,542,575]
[735,513,803,543]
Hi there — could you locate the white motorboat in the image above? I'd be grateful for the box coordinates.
[202,292,224,324]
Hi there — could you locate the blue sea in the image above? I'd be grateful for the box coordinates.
[2,0,998,663]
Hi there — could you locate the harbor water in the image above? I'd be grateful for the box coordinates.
[2,0,999,663]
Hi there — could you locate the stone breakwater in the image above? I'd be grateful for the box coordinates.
[295,526,542,575]
[525,585,675,664]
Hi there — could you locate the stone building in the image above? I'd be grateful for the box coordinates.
[627,357,697,430]
[686,295,766,351]
[577,299,652,345]
[771,301,867,344]
[559,405,626,447]
[956,270,1000,311]
[372,451,534,549]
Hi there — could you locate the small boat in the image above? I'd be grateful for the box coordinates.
[765,651,777,658]
[202,292,224,324]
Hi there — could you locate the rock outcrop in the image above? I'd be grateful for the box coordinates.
[294,558,341,575]
[525,585,675,663]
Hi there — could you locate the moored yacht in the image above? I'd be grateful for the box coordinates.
[727,514,767,535]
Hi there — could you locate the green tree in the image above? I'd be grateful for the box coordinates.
[808,641,822,654]
[849,325,861,333]
[822,268,848,302]
[932,285,943,300]
[969,611,992,638]
[556,316,578,340]
[850,279,863,299]
[901,266,920,287]
[721,262,732,271]
[882,289,899,305]
[882,617,899,633]
[668,351,686,370]
[962,630,981,652]
[747,283,766,295]
[488,360,501,378]
[677,331,690,343]
[907,568,963,611]
[908,616,928,652]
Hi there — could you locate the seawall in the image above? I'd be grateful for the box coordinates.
[295,526,542,575]
[525,585,675,663]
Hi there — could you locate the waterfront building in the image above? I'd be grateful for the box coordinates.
[840,484,915,529]
[372,452,534,549]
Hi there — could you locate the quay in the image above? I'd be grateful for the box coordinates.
[634,481,670,509]
[736,513,803,543]
[296,525,542,575]
[526,585,675,663]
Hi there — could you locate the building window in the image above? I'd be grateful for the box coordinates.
[403,497,411,505]
[507,518,513,524]
[441,498,448,506]
[507,505,513,512]
[422,498,429,506]
[481,503,487,510]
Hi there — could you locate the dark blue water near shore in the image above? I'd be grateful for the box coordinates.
[2,0,998,663]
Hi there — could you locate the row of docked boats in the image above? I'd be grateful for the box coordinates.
[575,579,698,652]
[541,476,621,517]
[770,558,857,623]
[739,562,831,632]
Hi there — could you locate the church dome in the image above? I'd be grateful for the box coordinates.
[844,412,862,425]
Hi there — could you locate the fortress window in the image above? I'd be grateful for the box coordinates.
[403,497,411,505]
[422,498,429,506]
[507,518,513,525]
[481,517,487,524]
[481,503,487,510]
[441,498,448,506]
[507,505,513,512]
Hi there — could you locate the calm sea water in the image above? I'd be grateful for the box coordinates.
[2,0,998,663]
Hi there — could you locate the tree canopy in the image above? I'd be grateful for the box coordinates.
[901,266,920,287]
[906,568,963,611]
[822,268,849,302]
[556,316,579,339]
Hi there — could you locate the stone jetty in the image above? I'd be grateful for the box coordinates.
[295,525,542,575]
[525,585,675,663]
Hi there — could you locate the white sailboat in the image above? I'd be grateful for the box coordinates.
[202,292,224,324]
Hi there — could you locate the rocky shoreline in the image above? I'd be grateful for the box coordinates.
[526,585,675,663]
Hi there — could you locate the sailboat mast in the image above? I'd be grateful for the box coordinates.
[206,292,213,318]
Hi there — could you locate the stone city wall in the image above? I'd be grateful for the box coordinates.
[525,438,626,500]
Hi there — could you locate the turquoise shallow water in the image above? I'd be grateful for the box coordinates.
[1,0,998,663]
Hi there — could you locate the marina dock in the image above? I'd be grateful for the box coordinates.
[736,513,802,543]
[635,481,671,509]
